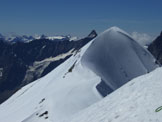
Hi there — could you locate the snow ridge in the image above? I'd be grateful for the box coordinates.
[0,26,159,122]
[81,26,157,92]
[66,67,162,122]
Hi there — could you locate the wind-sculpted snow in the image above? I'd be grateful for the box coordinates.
[66,67,162,122]
[0,39,101,122]
[81,27,157,94]
[0,27,159,122]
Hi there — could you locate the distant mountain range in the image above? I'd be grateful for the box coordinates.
[0,33,79,43]
[0,27,161,122]
[0,30,97,103]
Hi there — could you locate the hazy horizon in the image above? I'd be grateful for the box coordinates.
[0,0,162,37]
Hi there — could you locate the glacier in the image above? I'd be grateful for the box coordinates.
[0,27,159,122]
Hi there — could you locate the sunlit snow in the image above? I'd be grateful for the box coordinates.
[0,27,159,122]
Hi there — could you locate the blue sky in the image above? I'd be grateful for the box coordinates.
[0,0,162,37]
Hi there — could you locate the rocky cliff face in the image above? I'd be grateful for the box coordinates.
[0,30,97,103]
[148,31,162,65]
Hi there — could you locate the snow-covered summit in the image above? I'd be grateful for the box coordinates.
[82,26,157,96]
[103,26,131,36]
[87,30,97,38]
[0,39,101,122]
[0,27,159,122]
[104,26,123,32]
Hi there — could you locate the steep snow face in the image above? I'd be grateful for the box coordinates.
[81,27,157,91]
[66,67,162,122]
[0,27,158,122]
[0,40,102,122]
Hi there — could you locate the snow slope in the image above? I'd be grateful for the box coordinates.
[66,67,162,122]
[0,27,158,122]
[82,27,157,92]
[22,48,75,83]
[0,40,102,122]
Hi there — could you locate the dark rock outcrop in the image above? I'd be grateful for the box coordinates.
[148,31,162,64]
[88,30,97,38]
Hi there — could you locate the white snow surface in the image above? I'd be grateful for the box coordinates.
[0,39,102,122]
[22,48,75,84]
[47,36,66,40]
[66,67,162,122]
[0,27,160,122]
[34,35,66,40]
[82,26,157,91]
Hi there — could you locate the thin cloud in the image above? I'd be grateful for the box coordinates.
[131,32,154,46]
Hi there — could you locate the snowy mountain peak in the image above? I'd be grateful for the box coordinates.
[88,30,97,38]
[108,26,121,31]
[82,26,157,95]
[103,26,131,38]
[0,27,159,122]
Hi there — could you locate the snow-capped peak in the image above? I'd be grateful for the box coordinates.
[107,26,122,31]
[88,30,97,38]
[0,27,158,122]
[82,26,157,94]
[103,26,131,38]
